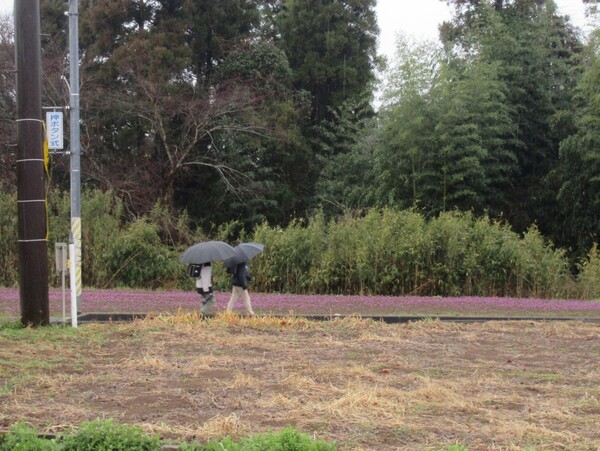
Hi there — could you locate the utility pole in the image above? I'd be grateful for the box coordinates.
[15,0,49,326]
[68,0,82,316]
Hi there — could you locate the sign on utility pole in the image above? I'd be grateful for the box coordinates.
[45,111,64,150]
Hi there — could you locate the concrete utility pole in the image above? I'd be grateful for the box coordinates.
[68,0,82,315]
[15,0,49,326]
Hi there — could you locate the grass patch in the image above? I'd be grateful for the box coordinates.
[0,314,599,449]
[0,421,336,450]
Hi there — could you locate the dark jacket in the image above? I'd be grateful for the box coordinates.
[231,262,249,289]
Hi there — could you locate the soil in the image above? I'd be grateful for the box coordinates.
[1,313,599,450]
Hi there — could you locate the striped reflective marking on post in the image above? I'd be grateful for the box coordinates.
[69,243,78,328]
[71,216,82,297]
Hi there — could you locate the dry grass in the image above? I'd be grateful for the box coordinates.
[1,314,600,450]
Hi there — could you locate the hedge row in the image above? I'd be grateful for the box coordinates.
[251,210,575,298]
[1,189,600,298]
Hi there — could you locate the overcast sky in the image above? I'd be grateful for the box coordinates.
[0,0,591,61]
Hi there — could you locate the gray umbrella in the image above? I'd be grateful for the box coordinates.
[223,242,265,268]
[180,241,237,265]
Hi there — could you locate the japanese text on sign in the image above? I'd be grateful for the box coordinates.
[45,111,64,149]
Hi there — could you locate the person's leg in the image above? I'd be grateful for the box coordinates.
[242,289,254,315]
[200,293,215,314]
[200,265,212,294]
[199,269,214,314]
[226,286,242,312]
[199,264,215,312]
[195,276,204,294]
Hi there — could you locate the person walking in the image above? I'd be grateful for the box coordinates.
[192,262,215,314]
[226,261,255,316]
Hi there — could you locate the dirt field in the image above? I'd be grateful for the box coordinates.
[1,313,599,450]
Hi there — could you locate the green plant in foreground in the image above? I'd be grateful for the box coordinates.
[1,421,337,451]
[446,445,469,451]
[0,423,58,451]
[200,427,337,450]
[0,318,23,331]
[60,419,161,451]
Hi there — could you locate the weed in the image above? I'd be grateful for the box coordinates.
[0,422,337,451]
[447,445,469,451]
[0,318,23,331]
[60,419,161,450]
[218,427,337,450]
[0,422,58,450]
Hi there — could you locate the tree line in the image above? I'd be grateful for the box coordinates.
[0,0,600,268]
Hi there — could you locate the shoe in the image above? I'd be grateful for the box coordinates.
[200,294,215,314]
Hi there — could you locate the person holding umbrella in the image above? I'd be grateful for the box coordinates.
[224,243,264,316]
[180,241,237,314]
[226,261,254,316]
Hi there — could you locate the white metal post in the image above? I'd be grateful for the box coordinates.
[69,243,78,328]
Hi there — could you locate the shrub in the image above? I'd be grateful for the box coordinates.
[200,427,336,450]
[0,191,18,287]
[0,423,58,451]
[238,427,336,450]
[60,419,161,451]
[45,188,124,288]
[80,189,125,288]
[420,211,473,296]
[248,209,572,298]
[0,318,23,331]
[577,243,600,299]
[0,187,587,297]
[0,422,336,451]
[104,219,180,289]
[252,216,326,293]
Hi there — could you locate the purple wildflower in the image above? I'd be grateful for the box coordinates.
[1,287,599,318]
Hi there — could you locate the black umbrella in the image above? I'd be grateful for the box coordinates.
[223,242,265,268]
[180,241,237,265]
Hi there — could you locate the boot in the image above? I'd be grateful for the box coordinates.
[200,293,215,314]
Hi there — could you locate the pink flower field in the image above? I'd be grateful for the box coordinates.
[1,287,600,319]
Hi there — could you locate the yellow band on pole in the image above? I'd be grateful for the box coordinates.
[42,122,50,240]
[42,122,49,174]
[71,217,82,297]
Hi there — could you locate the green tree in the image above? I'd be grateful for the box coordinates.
[440,0,584,232]
[76,0,311,227]
[375,35,443,211]
[375,34,509,214]
[273,0,380,216]
[554,32,600,258]
[434,58,517,214]
[177,39,315,228]
[314,95,378,215]
[278,0,379,123]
